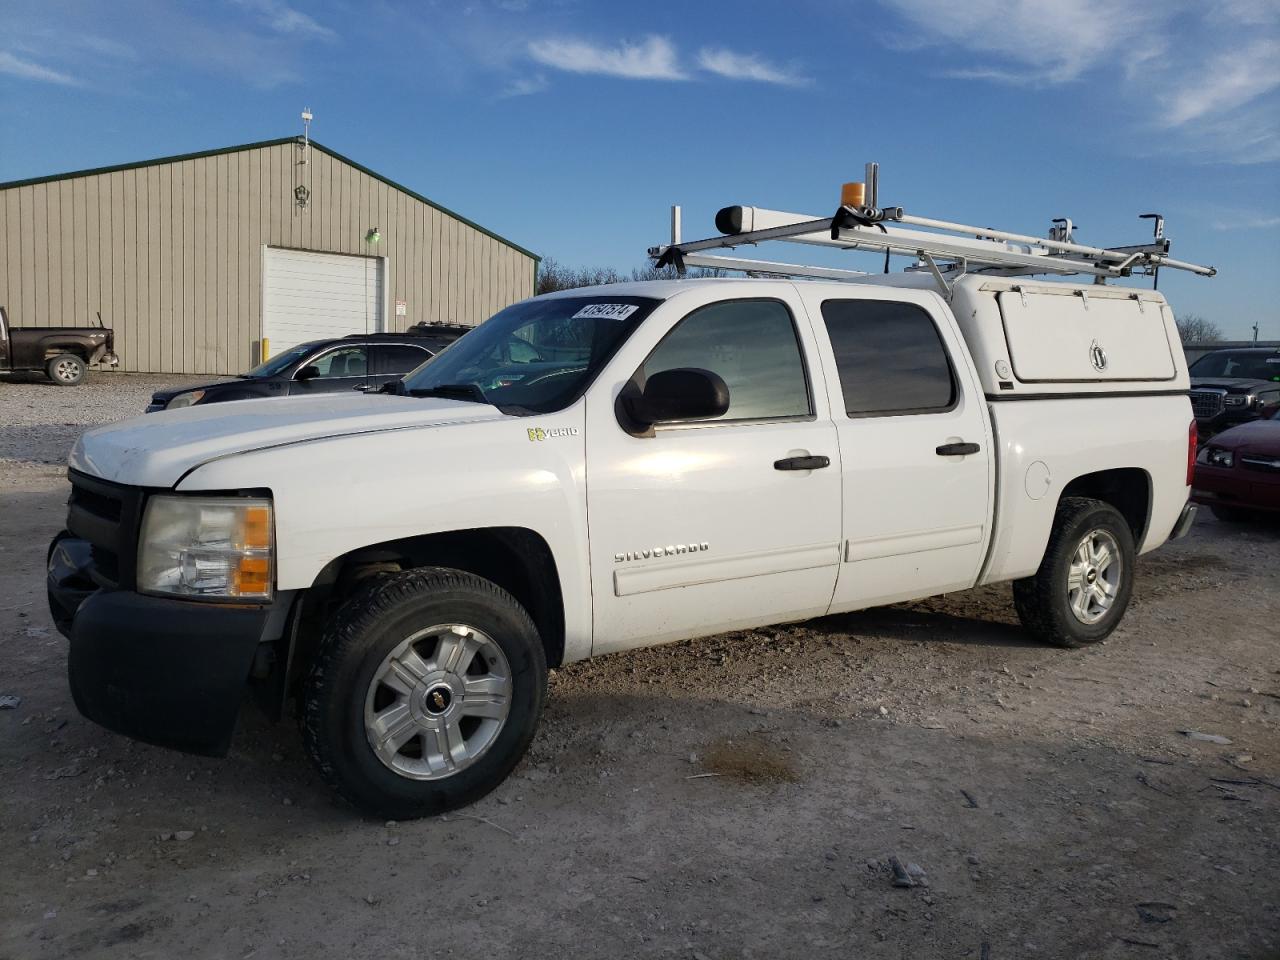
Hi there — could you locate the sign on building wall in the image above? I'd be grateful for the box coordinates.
[395,299,407,317]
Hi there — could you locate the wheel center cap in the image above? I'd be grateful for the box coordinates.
[1086,568,1098,584]
[424,684,453,716]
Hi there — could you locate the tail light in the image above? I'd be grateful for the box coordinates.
[1187,418,1197,486]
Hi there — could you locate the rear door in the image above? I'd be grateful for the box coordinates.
[370,343,434,391]
[797,289,993,611]
[585,290,842,655]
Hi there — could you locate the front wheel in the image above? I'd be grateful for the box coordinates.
[301,568,547,819]
[1013,497,1136,648]
[46,354,86,386]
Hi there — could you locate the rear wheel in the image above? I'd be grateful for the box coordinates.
[301,567,547,819]
[46,354,86,386]
[1013,497,1135,648]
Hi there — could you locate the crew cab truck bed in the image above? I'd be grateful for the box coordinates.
[47,274,1197,818]
[1,306,118,385]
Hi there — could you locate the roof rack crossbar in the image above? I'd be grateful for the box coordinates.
[650,200,1217,283]
[681,253,870,281]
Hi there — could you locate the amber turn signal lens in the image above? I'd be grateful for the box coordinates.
[242,504,272,550]
[233,555,272,596]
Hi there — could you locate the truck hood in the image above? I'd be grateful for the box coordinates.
[1203,417,1280,455]
[1190,377,1277,393]
[70,393,506,488]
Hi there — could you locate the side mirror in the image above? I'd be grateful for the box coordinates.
[377,379,402,395]
[623,368,730,429]
[295,365,320,382]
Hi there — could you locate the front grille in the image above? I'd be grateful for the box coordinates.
[66,471,144,589]
[1241,455,1280,474]
[1189,390,1225,419]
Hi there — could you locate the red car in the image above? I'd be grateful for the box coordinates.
[1192,408,1280,521]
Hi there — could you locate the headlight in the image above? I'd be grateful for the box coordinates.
[166,390,206,409]
[138,496,273,600]
[1204,447,1234,468]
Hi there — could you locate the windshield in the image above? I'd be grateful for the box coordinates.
[244,342,322,378]
[1190,351,1280,381]
[400,295,660,412]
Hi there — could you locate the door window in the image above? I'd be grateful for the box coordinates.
[373,344,431,376]
[821,300,956,417]
[305,346,368,379]
[640,299,811,422]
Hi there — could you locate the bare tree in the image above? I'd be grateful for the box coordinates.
[1176,313,1223,344]
[534,258,625,295]
[536,257,727,294]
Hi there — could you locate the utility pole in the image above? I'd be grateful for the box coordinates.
[1254,322,1260,343]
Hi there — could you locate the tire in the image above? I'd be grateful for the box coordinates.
[1210,504,1255,523]
[1013,497,1136,648]
[46,354,86,386]
[301,567,547,819]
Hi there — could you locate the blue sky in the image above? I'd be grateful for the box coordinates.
[2,0,1278,338]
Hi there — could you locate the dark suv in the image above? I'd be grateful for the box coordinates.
[1188,347,1280,439]
[146,325,470,412]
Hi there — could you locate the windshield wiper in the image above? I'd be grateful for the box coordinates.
[406,383,491,404]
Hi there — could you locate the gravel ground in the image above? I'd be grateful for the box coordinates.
[1,390,1278,959]
[0,371,210,470]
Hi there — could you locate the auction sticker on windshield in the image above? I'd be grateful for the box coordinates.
[572,303,640,321]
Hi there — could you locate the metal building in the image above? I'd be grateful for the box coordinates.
[0,137,538,375]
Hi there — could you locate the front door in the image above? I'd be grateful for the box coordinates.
[586,292,842,655]
[797,289,993,611]
[289,345,372,395]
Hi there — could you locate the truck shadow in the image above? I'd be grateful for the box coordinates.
[805,605,1037,648]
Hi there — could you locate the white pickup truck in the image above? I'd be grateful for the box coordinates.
[48,253,1201,819]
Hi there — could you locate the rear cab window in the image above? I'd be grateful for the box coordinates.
[820,299,957,417]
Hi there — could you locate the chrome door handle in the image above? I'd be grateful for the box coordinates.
[352,383,372,392]
[774,455,830,471]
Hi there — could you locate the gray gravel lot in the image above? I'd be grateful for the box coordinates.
[0,371,210,469]
[1,383,1277,959]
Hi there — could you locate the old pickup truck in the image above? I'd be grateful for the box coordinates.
[0,306,118,385]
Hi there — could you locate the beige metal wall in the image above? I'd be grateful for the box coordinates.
[0,141,536,374]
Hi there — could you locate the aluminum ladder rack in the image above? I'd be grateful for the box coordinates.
[649,168,1216,293]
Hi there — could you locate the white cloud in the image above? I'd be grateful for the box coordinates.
[1212,213,1280,229]
[878,0,1150,83]
[527,35,687,80]
[696,47,809,86]
[231,0,335,40]
[0,51,79,86]
[877,0,1280,165]
[500,73,548,97]
[1161,38,1280,126]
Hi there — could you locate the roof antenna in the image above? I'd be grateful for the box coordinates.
[299,108,313,165]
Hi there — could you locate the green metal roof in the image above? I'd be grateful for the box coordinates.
[0,136,539,262]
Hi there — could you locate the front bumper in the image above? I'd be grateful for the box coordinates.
[1192,465,1280,514]
[49,532,291,756]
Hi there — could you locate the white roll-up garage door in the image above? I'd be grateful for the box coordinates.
[262,248,385,358]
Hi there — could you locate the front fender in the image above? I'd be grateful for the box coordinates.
[175,406,593,661]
